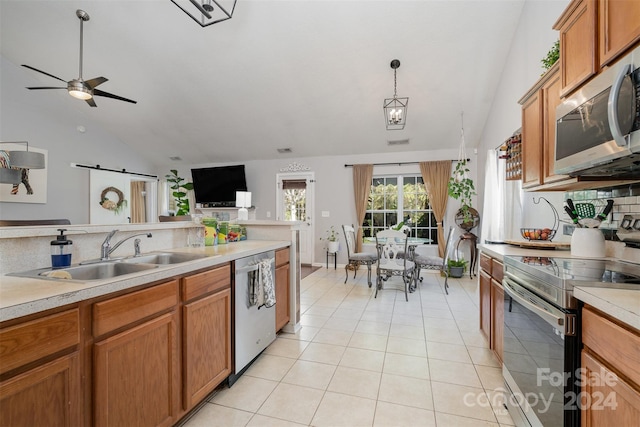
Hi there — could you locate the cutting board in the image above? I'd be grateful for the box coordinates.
[504,239,570,250]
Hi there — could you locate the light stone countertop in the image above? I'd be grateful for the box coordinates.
[480,243,640,332]
[0,240,289,323]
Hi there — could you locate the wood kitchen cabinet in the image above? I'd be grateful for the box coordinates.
[598,0,640,67]
[93,280,180,427]
[520,63,570,190]
[275,248,290,331]
[581,306,640,426]
[0,308,81,427]
[181,264,231,412]
[479,252,505,363]
[554,0,597,97]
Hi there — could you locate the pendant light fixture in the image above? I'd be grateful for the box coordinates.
[172,0,237,27]
[383,59,409,130]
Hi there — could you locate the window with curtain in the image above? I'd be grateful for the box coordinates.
[361,175,437,244]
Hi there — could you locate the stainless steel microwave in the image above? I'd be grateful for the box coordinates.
[555,45,640,178]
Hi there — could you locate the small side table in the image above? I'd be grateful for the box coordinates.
[326,250,338,269]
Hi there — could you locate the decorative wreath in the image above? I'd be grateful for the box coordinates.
[100,186,127,214]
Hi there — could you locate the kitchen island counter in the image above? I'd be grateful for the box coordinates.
[0,240,289,322]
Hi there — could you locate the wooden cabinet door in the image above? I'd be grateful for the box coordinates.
[275,262,290,331]
[94,312,179,427]
[183,288,231,411]
[599,0,640,66]
[490,279,504,364]
[556,0,597,96]
[542,68,569,184]
[0,352,81,427]
[581,350,640,426]
[479,270,492,343]
[521,92,543,188]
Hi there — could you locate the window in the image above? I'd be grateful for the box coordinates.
[361,175,438,244]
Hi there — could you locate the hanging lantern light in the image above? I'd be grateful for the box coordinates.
[383,60,409,130]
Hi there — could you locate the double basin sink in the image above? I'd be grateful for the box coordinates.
[10,252,208,282]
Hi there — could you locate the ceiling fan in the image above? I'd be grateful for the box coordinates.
[21,9,136,107]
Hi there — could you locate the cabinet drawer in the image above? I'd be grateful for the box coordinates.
[491,259,504,282]
[582,306,640,386]
[182,264,231,302]
[479,253,492,275]
[276,248,290,267]
[0,309,79,375]
[93,280,178,337]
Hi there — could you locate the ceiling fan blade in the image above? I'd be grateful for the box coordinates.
[93,89,137,104]
[84,76,108,89]
[85,98,97,107]
[21,65,68,83]
[26,86,67,90]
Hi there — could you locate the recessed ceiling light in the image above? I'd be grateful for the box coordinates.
[169,156,182,161]
[277,148,292,154]
[387,139,410,146]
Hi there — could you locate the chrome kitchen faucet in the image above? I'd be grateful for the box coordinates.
[100,230,152,260]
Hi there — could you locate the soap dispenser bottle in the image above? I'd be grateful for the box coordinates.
[51,229,73,269]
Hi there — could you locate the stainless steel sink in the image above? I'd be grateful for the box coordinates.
[122,252,207,265]
[10,262,158,282]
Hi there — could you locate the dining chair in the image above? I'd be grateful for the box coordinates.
[342,224,377,287]
[375,229,414,301]
[412,226,456,294]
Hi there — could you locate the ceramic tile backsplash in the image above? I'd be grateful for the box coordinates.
[565,186,640,229]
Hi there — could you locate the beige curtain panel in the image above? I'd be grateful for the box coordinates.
[420,160,451,257]
[352,164,373,253]
[130,181,146,223]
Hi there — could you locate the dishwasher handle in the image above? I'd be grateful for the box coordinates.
[236,258,275,274]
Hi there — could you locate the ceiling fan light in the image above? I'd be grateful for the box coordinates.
[68,80,93,100]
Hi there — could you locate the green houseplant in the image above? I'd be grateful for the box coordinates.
[447,258,467,278]
[165,169,194,216]
[320,226,340,253]
[448,159,476,224]
[541,39,560,73]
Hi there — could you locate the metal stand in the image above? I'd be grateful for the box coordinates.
[326,250,337,269]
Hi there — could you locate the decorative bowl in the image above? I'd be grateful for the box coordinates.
[520,228,556,241]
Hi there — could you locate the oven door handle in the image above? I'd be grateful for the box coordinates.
[503,278,564,330]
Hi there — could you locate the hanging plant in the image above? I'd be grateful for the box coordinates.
[165,169,193,216]
[100,186,127,215]
[448,160,476,223]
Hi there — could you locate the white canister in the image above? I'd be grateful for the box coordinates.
[570,228,606,258]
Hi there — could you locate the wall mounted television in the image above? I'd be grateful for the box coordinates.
[191,165,248,207]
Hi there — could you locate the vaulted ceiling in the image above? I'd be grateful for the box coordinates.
[1,0,525,167]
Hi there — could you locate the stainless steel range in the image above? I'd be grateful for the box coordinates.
[502,255,640,427]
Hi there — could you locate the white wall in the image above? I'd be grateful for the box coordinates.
[476,0,570,242]
[0,56,155,224]
[173,147,474,265]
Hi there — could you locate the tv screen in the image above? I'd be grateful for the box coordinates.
[191,165,248,207]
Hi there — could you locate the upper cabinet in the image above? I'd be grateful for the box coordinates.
[554,0,597,97]
[598,0,640,67]
[554,0,640,97]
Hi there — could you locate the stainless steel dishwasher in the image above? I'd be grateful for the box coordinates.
[229,251,276,386]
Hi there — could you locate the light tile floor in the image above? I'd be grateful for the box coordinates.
[182,267,514,427]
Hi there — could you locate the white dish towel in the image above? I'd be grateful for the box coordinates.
[258,259,276,308]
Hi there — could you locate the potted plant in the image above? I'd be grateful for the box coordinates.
[320,226,340,253]
[447,258,467,278]
[165,169,194,218]
[448,159,477,225]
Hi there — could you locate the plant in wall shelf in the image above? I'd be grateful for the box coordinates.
[448,159,476,224]
[165,169,193,216]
